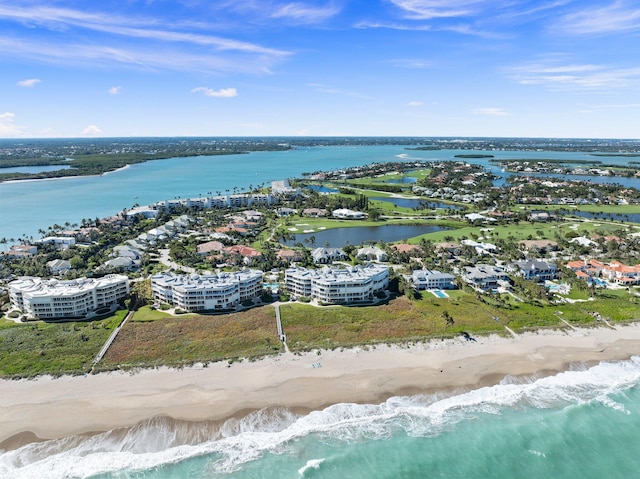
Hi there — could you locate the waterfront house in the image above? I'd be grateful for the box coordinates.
[509,259,557,282]
[461,264,510,291]
[39,236,76,250]
[411,269,456,290]
[601,261,640,285]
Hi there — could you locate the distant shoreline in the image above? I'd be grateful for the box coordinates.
[0,164,131,184]
[2,323,640,447]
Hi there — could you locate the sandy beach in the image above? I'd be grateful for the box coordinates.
[2,324,640,448]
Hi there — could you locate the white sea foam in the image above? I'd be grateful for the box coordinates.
[3,357,640,478]
[298,458,325,476]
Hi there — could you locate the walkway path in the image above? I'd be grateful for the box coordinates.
[273,303,290,353]
[90,310,134,373]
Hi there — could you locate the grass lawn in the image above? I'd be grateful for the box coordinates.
[98,306,281,370]
[131,305,196,322]
[0,310,127,378]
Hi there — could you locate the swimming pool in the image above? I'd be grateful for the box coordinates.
[431,290,449,298]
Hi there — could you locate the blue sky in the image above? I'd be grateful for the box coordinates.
[1,0,639,139]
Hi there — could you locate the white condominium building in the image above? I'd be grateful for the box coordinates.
[151,270,263,311]
[9,274,130,320]
[285,264,389,304]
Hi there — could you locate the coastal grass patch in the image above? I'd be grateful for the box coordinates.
[579,291,640,323]
[280,293,506,352]
[98,307,280,370]
[0,311,126,378]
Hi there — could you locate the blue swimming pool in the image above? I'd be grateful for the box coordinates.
[431,290,449,298]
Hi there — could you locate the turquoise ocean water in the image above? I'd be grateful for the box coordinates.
[3,358,640,478]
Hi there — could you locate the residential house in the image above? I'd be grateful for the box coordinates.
[332,208,366,219]
[303,208,327,217]
[47,259,72,275]
[277,249,303,263]
[509,259,557,282]
[311,247,348,264]
[357,246,388,262]
[411,269,456,290]
[461,264,510,291]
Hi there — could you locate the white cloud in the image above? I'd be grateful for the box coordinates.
[307,83,370,99]
[0,112,24,137]
[408,101,423,107]
[271,2,341,23]
[81,125,102,136]
[0,5,290,75]
[389,0,488,20]
[555,1,640,35]
[107,86,121,95]
[191,87,238,98]
[472,107,510,116]
[390,59,432,69]
[0,36,282,75]
[17,78,40,87]
[508,61,640,91]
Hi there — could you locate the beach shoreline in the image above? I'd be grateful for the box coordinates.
[0,164,131,185]
[2,324,640,449]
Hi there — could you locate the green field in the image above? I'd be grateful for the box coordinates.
[0,311,126,378]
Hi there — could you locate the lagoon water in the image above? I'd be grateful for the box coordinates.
[2,144,637,242]
[283,224,451,247]
[4,358,640,478]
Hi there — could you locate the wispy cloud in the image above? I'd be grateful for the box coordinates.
[0,4,290,74]
[107,86,121,95]
[17,78,41,87]
[389,0,489,20]
[580,102,640,113]
[215,1,341,25]
[472,107,510,116]
[0,36,283,75]
[0,112,23,137]
[307,83,370,99]
[555,0,640,35]
[191,87,238,97]
[389,59,432,69]
[408,101,423,106]
[354,20,432,31]
[508,61,640,91]
[271,2,341,23]
[81,125,102,136]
